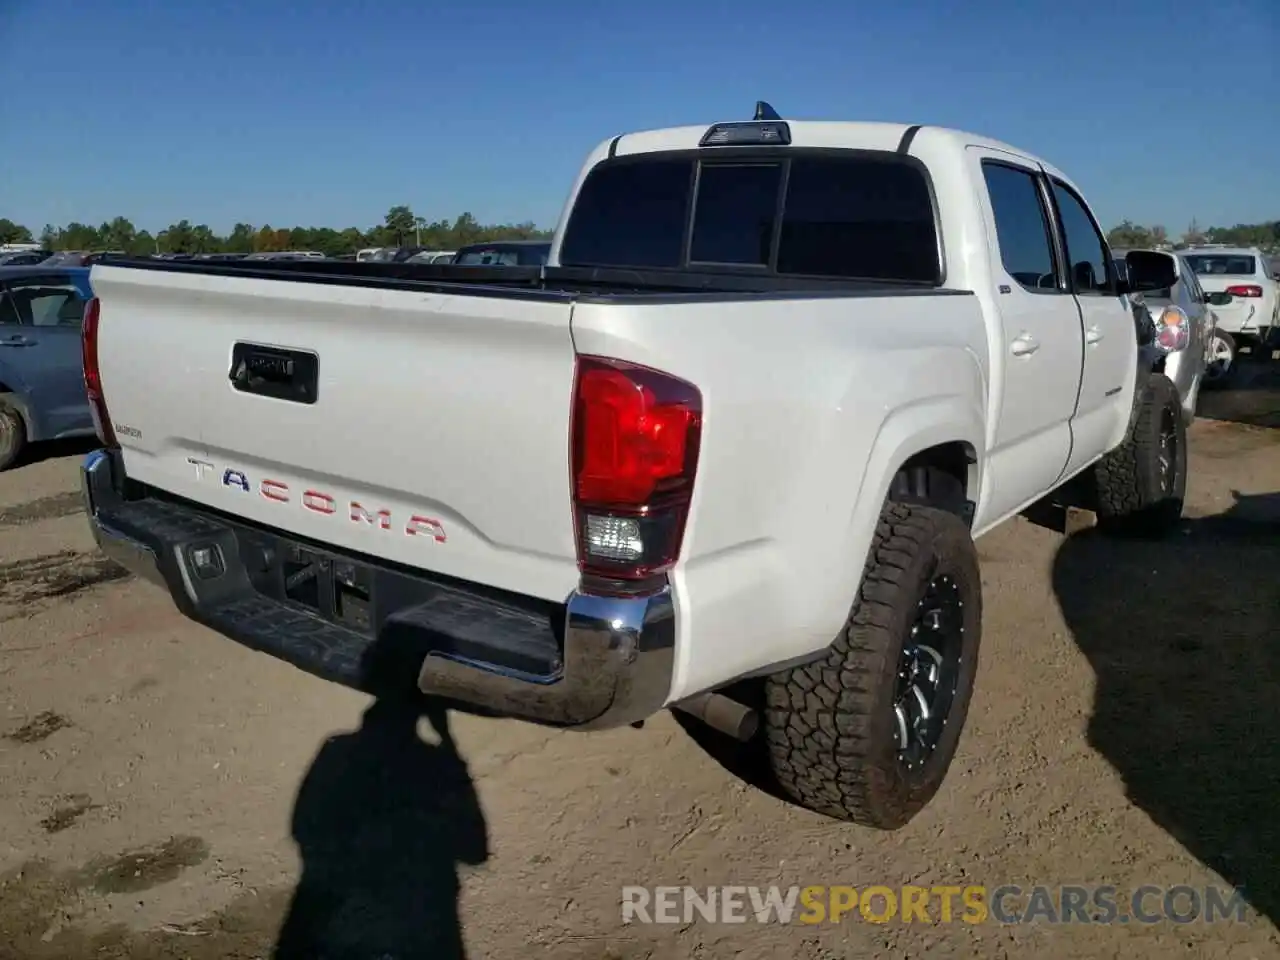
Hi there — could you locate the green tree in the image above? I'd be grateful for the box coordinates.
[1106,220,1153,249]
[161,220,198,254]
[101,216,137,252]
[16,211,560,258]
[225,223,255,254]
[128,231,157,257]
[60,222,102,250]
[384,205,416,246]
[0,219,33,244]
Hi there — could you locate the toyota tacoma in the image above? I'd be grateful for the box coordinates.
[80,104,1183,829]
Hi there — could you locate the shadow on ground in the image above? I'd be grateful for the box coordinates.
[1053,489,1280,925]
[0,638,490,960]
[13,436,99,469]
[272,694,488,959]
[1198,354,1280,429]
[270,632,491,959]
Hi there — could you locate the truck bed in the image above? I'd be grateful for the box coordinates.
[97,254,970,302]
[89,253,980,687]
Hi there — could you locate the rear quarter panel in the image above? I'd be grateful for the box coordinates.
[570,293,989,701]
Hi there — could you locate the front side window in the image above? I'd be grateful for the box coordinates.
[981,161,1059,293]
[1050,181,1113,295]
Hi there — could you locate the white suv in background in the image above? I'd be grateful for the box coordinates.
[1181,246,1278,370]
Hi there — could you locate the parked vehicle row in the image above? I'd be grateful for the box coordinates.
[81,104,1194,831]
[1179,245,1279,372]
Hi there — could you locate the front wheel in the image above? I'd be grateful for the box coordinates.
[1091,374,1187,538]
[1202,330,1236,386]
[763,501,982,830]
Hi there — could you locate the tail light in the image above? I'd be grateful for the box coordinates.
[570,355,702,586]
[1225,284,1263,298]
[1154,305,1190,353]
[81,297,117,447]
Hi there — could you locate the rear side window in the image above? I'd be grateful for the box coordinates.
[980,161,1059,292]
[777,156,938,282]
[560,151,940,283]
[0,276,87,326]
[559,159,691,268]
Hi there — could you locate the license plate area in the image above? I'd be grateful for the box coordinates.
[281,544,374,634]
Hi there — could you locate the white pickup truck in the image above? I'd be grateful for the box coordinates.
[81,105,1184,830]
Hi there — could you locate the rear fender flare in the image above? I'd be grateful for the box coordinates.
[804,395,986,647]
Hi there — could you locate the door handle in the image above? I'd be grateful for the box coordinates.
[1085,325,1104,345]
[0,336,34,347]
[1010,333,1040,357]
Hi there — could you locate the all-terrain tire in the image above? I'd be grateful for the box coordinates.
[1091,374,1186,538]
[0,398,27,471]
[763,501,982,830]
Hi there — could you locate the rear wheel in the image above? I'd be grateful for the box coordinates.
[763,499,981,829]
[1202,330,1235,386]
[0,398,27,471]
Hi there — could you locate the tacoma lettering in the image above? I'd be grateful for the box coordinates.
[187,460,446,541]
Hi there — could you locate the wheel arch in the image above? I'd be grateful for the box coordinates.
[800,397,986,661]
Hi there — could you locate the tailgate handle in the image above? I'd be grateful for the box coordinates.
[229,343,319,405]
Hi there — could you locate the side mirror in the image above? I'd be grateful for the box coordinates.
[1206,291,1234,307]
[1123,250,1177,294]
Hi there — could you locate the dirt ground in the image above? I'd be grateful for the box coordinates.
[1,361,1278,960]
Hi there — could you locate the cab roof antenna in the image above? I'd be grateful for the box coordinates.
[754,101,781,121]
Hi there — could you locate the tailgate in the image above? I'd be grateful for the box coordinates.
[90,265,581,602]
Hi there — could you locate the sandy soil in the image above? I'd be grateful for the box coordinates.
[0,362,1278,960]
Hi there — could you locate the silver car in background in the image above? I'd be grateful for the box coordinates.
[1117,248,1223,417]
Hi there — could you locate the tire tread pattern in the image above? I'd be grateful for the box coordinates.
[764,501,979,829]
[1092,375,1185,536]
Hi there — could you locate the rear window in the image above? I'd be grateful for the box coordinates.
[1184,254,1256,276]
[559,152,940,283]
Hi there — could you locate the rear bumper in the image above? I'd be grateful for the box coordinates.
[81,448,674,729]
[1212,304,1262,335]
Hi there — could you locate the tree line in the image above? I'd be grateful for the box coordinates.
[1105,218,1279,252]
[3,209,1276,258]
[0,205,552,258]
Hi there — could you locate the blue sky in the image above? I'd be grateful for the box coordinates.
[1,0,1276,236]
